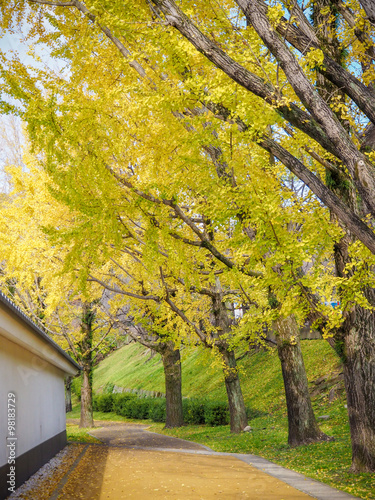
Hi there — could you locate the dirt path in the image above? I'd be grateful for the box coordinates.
[13,421,360,499]
[81,420,210,451]
[57,422,313,499]
[56,445,312,499]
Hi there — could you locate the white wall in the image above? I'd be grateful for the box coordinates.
[0,301,78,376]
[0,335,67,468]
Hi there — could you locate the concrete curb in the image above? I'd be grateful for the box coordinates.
[235,453,361,500]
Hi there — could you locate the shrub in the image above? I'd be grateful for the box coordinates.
[94,393,114,413]
[92,394,98,411]
[149,399,166,423]
[204,401,229,426]
[183,399,206,424]
[112,393,138,416]
[71,377,82,401]
[125,397,153,419]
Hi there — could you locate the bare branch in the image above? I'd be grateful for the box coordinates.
[29,0,74,5]
[88,274,161,302]
[90,323,114,354]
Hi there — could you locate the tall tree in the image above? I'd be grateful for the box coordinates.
[309,0,375,471]
[0,156,117,428]
[2,0,375,468]
[121,322,184,429]
[90,248,249,432]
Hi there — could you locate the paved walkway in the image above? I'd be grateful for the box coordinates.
[18,421,362,499]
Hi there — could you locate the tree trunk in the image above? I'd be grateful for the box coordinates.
[65,376,72,413]
[220,347,248,433]
[210,288,248,433]
[79,303,94,428]
[358,0,375,24]
[342,313,375,472]
[80,363,94,428]
[309,0,375,470]
[275,316,332,446]
[334,240,375,472]
[160,342,184,428]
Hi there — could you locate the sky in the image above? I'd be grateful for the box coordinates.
[0,31,28,191]
[0,17,68,191]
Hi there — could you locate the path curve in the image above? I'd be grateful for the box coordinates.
[84,420,212,451]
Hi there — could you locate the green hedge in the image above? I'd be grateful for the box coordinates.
[148,399,166,422]
[204,401,230,426]
[125,397,152,419]
[182,399,206,424]
[92,391,237,427]
[112,393,138,415]
[93,393,114,412]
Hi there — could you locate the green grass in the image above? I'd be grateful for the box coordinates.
[66,423,101,444]
[92,340,341,412]
[93,343,167,394]
[68,340,375,499]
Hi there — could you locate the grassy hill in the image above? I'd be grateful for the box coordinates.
[93,340,343,414]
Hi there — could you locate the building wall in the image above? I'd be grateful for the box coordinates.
[0,334,69,499]
[0,300,78,376]
[0,335,66,468]
[0,297,78,499]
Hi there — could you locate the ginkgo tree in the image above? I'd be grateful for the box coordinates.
[88,238,252,433]
[2,0,375,471]
[0,118,331,439]
[16,99,334,441]
[0,4,338,446]
[0,156,119,428]
[95,261,188,430]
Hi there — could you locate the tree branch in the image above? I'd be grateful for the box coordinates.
[88,274,161,302]
[260,134,375,254]
[29,0,74,5]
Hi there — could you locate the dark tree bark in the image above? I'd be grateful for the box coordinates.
[79,304,94,428]
[211,292,248,433]
[358,0,375,24]
[219,347,248,433]
[274,316,332,446]
[333,240,375,472]
[65,376,72,413]
[80,362,94,428]
[159,341,184,428]
[311,0,375,471]
[342,309,375,472]
[237,0,375,124]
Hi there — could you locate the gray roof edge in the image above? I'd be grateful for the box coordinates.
[0,290,81,371]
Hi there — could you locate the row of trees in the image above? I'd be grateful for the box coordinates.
[0,0,375,472]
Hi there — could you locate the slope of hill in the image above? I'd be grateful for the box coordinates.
[93,340,343,412]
